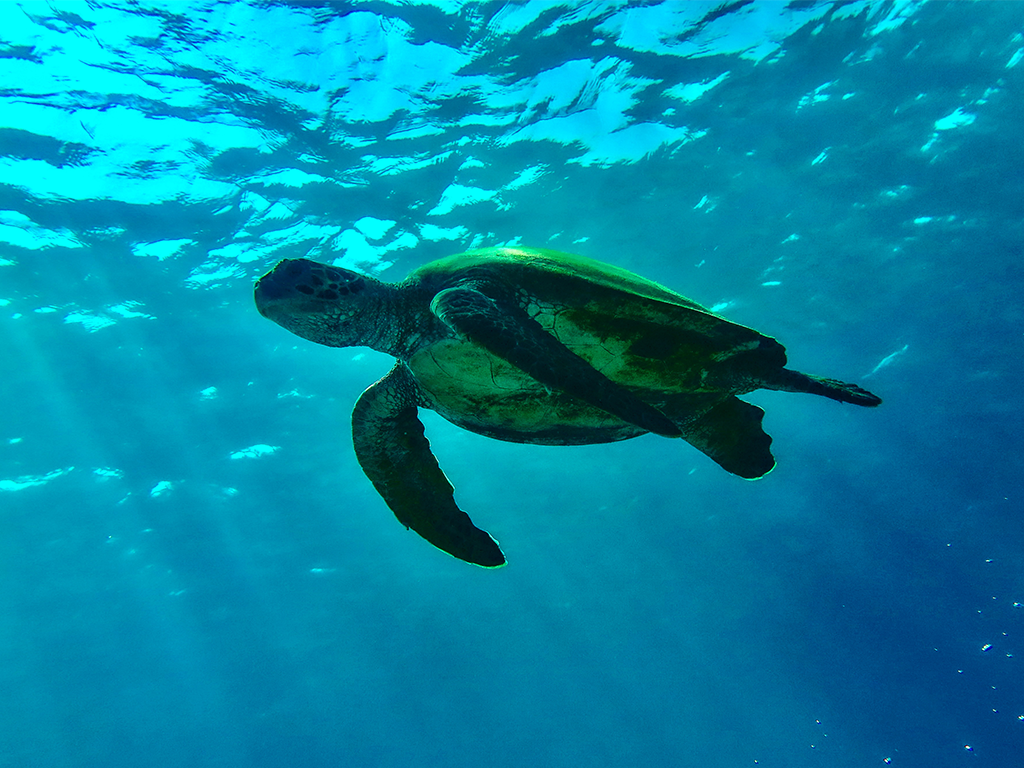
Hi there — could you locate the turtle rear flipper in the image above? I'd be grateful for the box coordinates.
[352,364,506,567]
[770,369,882,407]
[665,394,776,479]
[430,283,682,438]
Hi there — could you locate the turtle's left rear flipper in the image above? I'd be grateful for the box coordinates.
[431,283,682,438]
[671,395,776,479]
[352,363,506,568]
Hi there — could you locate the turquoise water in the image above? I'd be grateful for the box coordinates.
[2,1,1022,766]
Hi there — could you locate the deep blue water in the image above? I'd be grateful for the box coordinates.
[2,1,1023,766]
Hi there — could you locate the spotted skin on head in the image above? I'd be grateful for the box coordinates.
[281,260,366,301]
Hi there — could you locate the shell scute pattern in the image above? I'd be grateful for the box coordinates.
[547,308,619,374]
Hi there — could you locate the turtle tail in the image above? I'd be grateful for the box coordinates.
[772,369,882,407]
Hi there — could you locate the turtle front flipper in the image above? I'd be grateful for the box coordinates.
[352,363,506,567]
[431,284,682,438]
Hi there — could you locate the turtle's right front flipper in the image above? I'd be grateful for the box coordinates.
[352,363,506,568]
[431,283,682,438]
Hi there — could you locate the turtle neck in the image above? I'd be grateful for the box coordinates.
[360,277,449,361]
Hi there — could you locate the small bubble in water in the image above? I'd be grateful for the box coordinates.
[981,643,993,652]
[964,744,974,752]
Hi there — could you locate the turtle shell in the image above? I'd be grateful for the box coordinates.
[404,247,785,444]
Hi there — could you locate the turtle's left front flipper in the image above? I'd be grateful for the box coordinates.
[431,284,682,438]
[352,363,506,568]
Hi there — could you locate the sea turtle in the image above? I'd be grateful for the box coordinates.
[254,246,880,567]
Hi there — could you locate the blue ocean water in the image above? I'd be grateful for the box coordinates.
[1,1,1022,765]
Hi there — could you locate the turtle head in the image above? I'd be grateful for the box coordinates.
[255,258,383,348]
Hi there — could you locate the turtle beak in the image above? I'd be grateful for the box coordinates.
[256,259,302,302]
[255,259,315,319]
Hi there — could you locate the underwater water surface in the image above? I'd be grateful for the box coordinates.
[1,1,1023,766]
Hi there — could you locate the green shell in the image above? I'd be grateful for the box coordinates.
[405,246,786,447]
[412,246,712,311]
